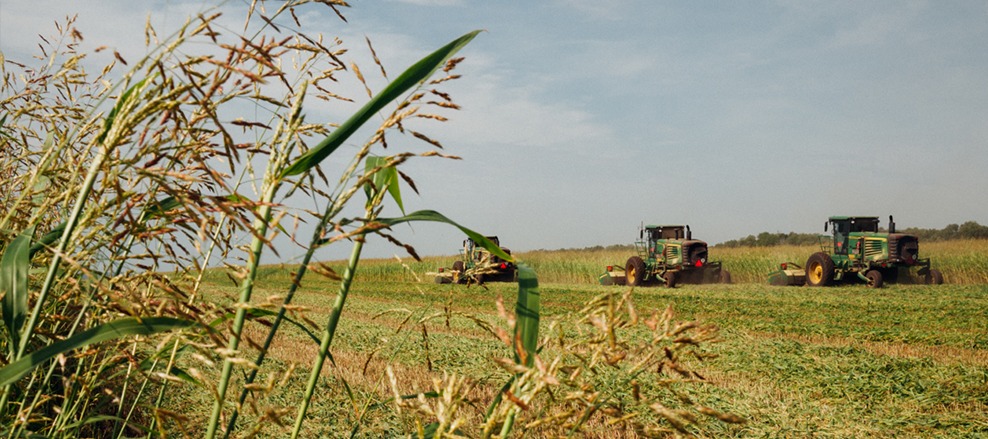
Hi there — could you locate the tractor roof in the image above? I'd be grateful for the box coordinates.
[828,217,881,233]
[644,225,685,230]
[828,216,878,221]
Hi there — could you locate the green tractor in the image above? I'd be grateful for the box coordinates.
[433,236,516,284]
[600,225,730,287]
[769,216,943,288]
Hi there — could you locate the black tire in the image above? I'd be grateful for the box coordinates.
[719,269,732,284]
[865,270,883,288]
[626,256,646,286]
[451,261,465,284]
[925,269,944,285]
[664,271,677,288]
[805,252,835,287]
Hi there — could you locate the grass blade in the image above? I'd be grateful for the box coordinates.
[280,30,481,178]
[364,156,404,214]
[28,222,64,258]
[376,210,512,261]
[0,317,196,387]
[1,226,34,359]
[514,263,540,367]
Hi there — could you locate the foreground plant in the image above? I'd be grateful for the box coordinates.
[387,287,743,437]
[0,3,743,438]
[0,2,502,437]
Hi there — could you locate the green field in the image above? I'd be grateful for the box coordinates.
[4,5,986,435]
[185,244,988,437]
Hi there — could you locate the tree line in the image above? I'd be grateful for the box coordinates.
[716,221,988,248]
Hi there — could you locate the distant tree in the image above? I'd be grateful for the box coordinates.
[959,221,988,239]
[943,223,960,240]
[713,221,987,247]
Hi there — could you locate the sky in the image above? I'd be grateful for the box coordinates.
[2,0,987,261]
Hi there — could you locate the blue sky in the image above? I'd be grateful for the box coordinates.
[2,1,987,260]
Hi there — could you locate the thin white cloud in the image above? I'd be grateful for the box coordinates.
[828,2,926,48]
[552,0,631,21]
[388,0,464,7]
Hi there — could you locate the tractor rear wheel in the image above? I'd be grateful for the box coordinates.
[865,270,883,288]
[626,256,646,286]
[925,269,944,285]
[805,252,835,287]
[664,272,677,288]
[719,269,732,284]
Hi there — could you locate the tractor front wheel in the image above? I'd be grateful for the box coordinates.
[865,270,884,288]
[805,252,835,287]
[925,269,944,285]
[626,256,646,286]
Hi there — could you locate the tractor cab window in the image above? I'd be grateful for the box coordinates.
[655,227,684,239]
[850,218,879,233]
[831,220,851,255]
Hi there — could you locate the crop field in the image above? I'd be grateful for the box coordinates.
[3,3,987,436]
[183,241,988,437]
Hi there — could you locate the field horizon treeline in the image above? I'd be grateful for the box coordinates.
[521,220,988,253]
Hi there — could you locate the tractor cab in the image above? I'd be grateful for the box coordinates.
[826,216,879,255]
[463,236,505,264]
[640,225,708,268]
[644,225,689,241]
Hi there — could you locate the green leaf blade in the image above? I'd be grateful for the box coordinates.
[364,156,404,213]
[0,317,196,387]
[280,30,482,178]
[376,210,512,261]
[514,264,540,367]
[28,222,65,258]
[1,226,35,358]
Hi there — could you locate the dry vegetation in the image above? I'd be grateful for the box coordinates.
[2,1,985,437]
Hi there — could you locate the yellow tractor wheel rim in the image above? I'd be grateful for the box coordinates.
[808,263,822,283]
[628,266,636,282]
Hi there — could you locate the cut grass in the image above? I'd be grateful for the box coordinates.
[167,268,988,437]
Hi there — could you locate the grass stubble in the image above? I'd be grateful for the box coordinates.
[186,263,987,437]
[1,1,984,437]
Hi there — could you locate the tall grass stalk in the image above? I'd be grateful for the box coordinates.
[0,3,488,436]
[0,4,744,437]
